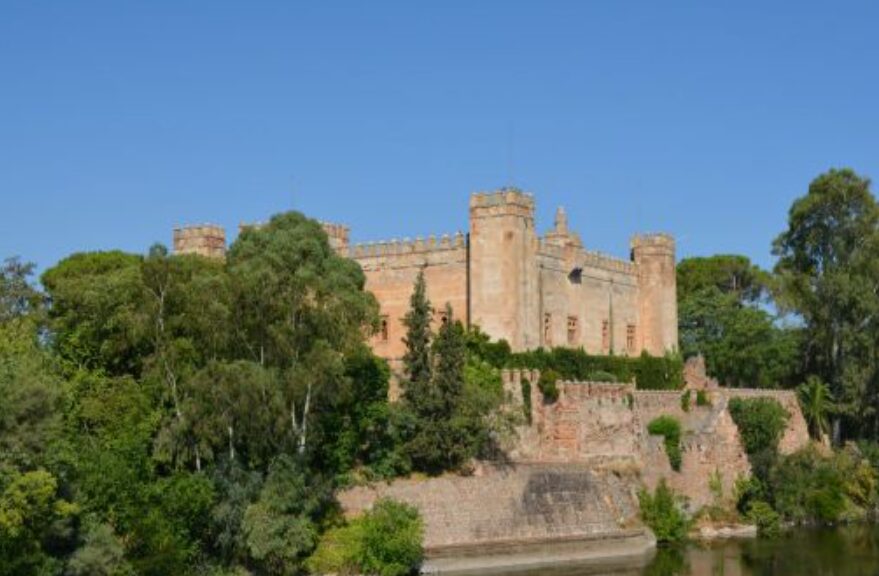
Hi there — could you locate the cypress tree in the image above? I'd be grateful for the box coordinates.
[401,270,432,407]
[431,303,466,419]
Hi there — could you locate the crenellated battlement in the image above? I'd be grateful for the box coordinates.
[349,232,466,259]
[630,233,675,254]
[538,240,637,275]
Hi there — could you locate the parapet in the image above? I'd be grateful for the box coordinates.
[630,233,675,257]
[469,187,535,218]
[173,224,226,259]
[349,232,466,259]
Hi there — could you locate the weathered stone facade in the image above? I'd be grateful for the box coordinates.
[173,188,679,361]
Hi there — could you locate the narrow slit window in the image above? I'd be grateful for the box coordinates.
[626,324,636,353]
[544,313,553,347]
[601,320,610,352]
[567,316,579,345]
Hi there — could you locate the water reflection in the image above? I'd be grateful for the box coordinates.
[484,526,879,575]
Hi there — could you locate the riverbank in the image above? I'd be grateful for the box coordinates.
[421,528,655,575]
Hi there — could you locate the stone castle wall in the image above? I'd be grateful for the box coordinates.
[172,188,680,361]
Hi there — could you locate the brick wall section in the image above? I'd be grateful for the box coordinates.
[337,463,644,554]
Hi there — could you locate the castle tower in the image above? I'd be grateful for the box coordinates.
[469,188,539,351]
[630,234,677,355]
[173,224,227,259]
[320,222,350,255]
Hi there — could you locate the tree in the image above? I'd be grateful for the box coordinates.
[400,270,432,406]
[41,251,147,376]
[227,212,378,456]
[677,254,771,303]
[798,376,835,442]
[677,255,801,388]
[0,257,42,322]
[773,168,879,441]
[242,456,324,575]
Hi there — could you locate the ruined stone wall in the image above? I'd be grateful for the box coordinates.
[512,377,639,464]
[338,463,645,555]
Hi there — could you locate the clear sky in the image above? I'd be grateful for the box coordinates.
[2,1,878,274]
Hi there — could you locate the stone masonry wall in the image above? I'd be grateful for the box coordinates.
[338,463,644,554]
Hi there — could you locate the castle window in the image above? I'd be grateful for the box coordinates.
[601,320,610,352]
[544,313,553,347]
[567,316,579,345]
[626,324,636,353]
[379,316,389,343]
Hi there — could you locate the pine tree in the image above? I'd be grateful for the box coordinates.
[401,270,432,407]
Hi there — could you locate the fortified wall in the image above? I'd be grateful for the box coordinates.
[340,367,809,567]
[173,188,678,363]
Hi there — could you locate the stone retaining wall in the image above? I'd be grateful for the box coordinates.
[338,463,643,554]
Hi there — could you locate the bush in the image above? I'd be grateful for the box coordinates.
[746,500,780,537]
[503,347,684,390]
[695,390,710,407]
[638,480,690,543]
[538,369,560,403]
[728,397,788,481]
[306,499,423,576]
[586,370,617,382]
[680,390,691,412]
[769,445,876,525]
[648,416,683,471]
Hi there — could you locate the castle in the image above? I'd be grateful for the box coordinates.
[173,188,678,360]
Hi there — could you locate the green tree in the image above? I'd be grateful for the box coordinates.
[400,270,433,406]
[798,376,835,442]
[773,168,879,441]
[227,212,378,456]
[677,254,772,303]
[242,455,324,575]
[677,255,801,388]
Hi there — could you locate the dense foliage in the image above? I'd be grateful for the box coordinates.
[306,499,423,576]
[501,347,684,390]
[0,214,459,575]
[638,480,691,543]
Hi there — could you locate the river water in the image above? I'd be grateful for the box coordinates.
[491,526,879,576]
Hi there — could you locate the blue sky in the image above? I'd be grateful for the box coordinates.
[2,1,878,274]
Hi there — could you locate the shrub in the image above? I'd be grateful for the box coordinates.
[695,390,710,407]
[638,479,690,543]
[769,445,876,525]
[648,416,683,471]
[586,370,617,382]
[306,499,423,576]
[503,347,684,390]
[680,390,691,412]
[358,499,423,576]
[538,369,560,403]
[746,500,780,537]
[728,397,788,457]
